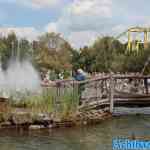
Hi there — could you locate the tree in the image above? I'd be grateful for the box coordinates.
[34,32,73,76]
[92,37,117,72]
[19,38,32,61]
[0,32,149,75]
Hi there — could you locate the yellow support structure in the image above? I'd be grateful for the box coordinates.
[144,31,148,49]
[127,31,131,51]
[116,27,150,53]
[135,34,141,53]
[136,41,140,54]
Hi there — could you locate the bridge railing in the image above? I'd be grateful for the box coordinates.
[113,75,150,95]
[43,74,150,113]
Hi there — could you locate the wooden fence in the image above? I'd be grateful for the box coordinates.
[44,74,150,115]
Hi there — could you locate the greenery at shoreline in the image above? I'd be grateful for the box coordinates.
[10,86,80,119]
[0,32,150,119]
[0,32,150,77]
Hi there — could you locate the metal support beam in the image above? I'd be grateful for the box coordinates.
[116,27,150,51]
[144,31,149,49]
[127,31,131,51]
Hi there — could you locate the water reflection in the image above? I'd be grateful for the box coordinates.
[0,115,150,150]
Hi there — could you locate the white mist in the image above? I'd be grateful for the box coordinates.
[0,59,41,98]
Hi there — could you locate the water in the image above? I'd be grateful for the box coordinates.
[0,59,41,98]
[0,115,150,150]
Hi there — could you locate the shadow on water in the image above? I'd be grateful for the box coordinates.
[0,115,150,150]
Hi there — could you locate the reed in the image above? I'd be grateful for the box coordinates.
[10,85,80,119]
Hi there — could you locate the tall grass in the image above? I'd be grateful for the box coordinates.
[60,85,79,119]
[10,85,80,120]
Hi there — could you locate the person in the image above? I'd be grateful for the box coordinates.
[58,72,64,80]
[74,69,86,81]
[74,69,87,105]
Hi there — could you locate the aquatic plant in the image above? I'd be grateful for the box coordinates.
[19,88,55,114]
[60,85,80,119]
[10,85,80,120]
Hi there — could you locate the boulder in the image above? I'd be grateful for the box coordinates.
[29,125,45,130]
[0,121,12,127]
[32,113,53,127]
[10,112,32,125]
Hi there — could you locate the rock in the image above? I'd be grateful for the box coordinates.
[33,113,48,121]
[32,113,53,127]
[11,112,32,125]
[48,124,53,128]
[53,117,61,122]
[0,121,12,127]
[29,125,45,130]
[83,120,87,125]
[33,113,51,121]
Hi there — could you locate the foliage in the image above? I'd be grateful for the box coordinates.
[34,32,73,74]
[10,88,55,114]
[10,86,80,119]
[0,32,150,75]
[0,31,150,118]
[0,33,32,70]
[72,36,150,74]
[61,86,79,119]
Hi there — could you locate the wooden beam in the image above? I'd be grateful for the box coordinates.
[110,74,114,113]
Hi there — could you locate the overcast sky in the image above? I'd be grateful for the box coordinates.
[0,0,149,48]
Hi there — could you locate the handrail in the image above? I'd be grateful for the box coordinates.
[42,74,150,87]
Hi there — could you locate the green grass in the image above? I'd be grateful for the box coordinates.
[61,86,79,119]
[10,86,80,119]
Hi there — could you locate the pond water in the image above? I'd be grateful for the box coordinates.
[0,115,150,150]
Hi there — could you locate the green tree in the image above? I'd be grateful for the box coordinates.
[34,32,73,77]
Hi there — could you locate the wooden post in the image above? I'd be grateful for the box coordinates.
[109,73,114,113]
[144,78,149,94]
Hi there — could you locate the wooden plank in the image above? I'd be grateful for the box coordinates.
[110,74,114,113]
[114,98,150,101]
[114,75,150,79]
[114,90,150,98]
[83,99,109,104]
[113,107,150,115]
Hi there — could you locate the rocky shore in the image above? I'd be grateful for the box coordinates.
[0,107,111,130]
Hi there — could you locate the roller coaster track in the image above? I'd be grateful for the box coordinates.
[116,26,150,51]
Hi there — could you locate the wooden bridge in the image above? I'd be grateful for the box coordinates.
[1,74,150,127]
[50,74,150,120]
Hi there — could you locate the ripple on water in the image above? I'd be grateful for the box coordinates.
[0,115,150,150]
